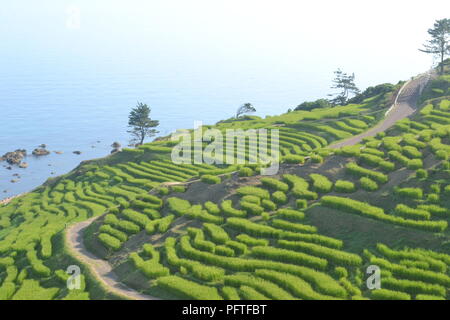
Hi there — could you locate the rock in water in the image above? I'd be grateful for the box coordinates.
[18,162,28,168]
[1,149,27,165]
[32,148,50,156]
[73,151,82,155]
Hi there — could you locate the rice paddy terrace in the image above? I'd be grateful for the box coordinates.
[1,65,450,300]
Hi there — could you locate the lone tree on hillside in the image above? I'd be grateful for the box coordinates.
[419,18,450,75]
[236,103,256,118]
[328,69,360,106]
[127,102,159,146]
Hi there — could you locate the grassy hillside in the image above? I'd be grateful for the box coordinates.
[1,63,450,300]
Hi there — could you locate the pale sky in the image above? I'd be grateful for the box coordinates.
[1,0,449,97]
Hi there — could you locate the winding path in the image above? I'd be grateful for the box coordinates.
[65,71,433,300]
[66,217,159,300]
[330,71,433,149]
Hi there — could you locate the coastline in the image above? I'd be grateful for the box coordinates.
[0,193,24,205]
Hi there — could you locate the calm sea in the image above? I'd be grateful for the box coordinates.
[0,1,433,199]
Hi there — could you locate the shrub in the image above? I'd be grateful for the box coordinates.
[435,150,448,160]
[241,195,261,205]
[121,209,151,227]
[201,175,221,184]
[260,178,289,192]
[427,193,440,203]
[272,191,287,204]
[334,180,355,193]
[360,177,378,191]
[359,154,384,167]
[226,218,279,237]
[215,245,235,257]
[224,274,294,299]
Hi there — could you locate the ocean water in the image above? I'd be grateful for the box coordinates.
[0,1,438,199]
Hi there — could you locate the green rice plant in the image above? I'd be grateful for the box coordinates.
[359,153,384,167]
[224,274,295,300]
[221,286,240,300]
[271,219,316,233]
[395,188,423,199]
[407,159,423,169]
[225,240,248,255]
[204,223,230,244]
[346,163,388,184]
[394,204,430,220]
[260,177,289,192]
[415,294,445,300]
[370,289,410,300]
[236,234,269,246]
[226,218,279,238]
[239,285,269,300]
[271,191,287,204]
[166,197,191,215]
[378,160,395,172]
[98,233,122,251]
[204,201,221,215]
[215,245,235,257]
[236,186,270,199]
[239,167,254,177]
[337,145,361,157]
[171,185,186,193]
[250,246,328,270]
[277,240,362,266]
[416,169,428,179]
[282,174,318,200]
[121,209,151,227]
[254,269,341,300]
[360,177,378,191]
[115,219,140,234]
[296,199,307,209]
[11,280,59,300]
[156,276,223,300]
[311,155,323,163]
[382,278,446,297]
[277,208,305,221]
[241,195,261,205]
[239,201,264,215]
[309,174,333,193]
[334,180,355,193]
[261,199,277,211]
[282,155,305,164]
[99,224,128,242]
[201,175,221,184]
[221,200,246,217]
